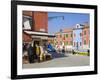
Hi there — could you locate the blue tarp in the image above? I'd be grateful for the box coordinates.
[47,44,55,52]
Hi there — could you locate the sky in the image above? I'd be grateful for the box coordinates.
[48,12,89,34]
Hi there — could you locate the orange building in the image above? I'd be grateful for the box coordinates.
[55,28,73,51]
[63,28,73,46]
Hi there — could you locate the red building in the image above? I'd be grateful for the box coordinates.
[23,11,48,32]
[23,32,32,42]
[32,12,48,32]
[23,11,55,46]
[82,24,90,49]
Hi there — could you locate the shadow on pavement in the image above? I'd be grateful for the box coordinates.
[49,52,68,59]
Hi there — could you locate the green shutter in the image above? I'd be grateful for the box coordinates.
[66,42,68,45]
[66,34,68,38]
[60,34,62,38]
[70,41,73,45]
[71,34,72,37]
[84,40,86,45]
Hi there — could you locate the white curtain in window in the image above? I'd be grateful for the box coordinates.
[24,20,31,29]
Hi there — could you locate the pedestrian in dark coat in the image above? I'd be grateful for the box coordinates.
[62,46,65,53]
[28,44,34,63]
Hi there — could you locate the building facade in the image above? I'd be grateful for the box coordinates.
[73,24,83,50]
[32,11,48,32]
[55,23,90,51]
[55,28,73,51]
[23,11,48,32]
[63,28,73,50]
[23,11,55,47]
[82,24,90,50]
[55,32,62,46]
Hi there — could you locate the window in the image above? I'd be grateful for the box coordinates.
[66,34,68,38]
[76,42,78,47]
[84,40,86,45]
[74,42,75,46]
[80,42,82,46]
[66,42,68,45]
[23,16,32,30]
[84,31,86,35]
[64,42,66,45]
[80,33,82,37]
[60,34,62,38]
[70,41,73,45]
[63,36,65,40]
[71,34,72,37]
[77,25,79,28]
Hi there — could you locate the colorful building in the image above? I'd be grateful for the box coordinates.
[73,24,84,50]
[82,24,90,50]
[55,28,73,51]
[55,32,62,46]
[55,23,90,51]
[63,28,73,50]
[23,11,90,52]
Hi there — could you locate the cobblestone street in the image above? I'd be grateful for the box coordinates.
[23,53,90,69]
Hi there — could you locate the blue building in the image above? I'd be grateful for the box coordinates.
[73,24,83,50]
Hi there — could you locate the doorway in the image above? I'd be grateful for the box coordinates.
[33,41,40,61]
[34,41,40,47]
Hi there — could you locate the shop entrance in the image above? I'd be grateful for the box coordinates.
[34,41,40,46]
[33,41,40,60]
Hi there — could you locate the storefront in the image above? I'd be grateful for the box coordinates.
[24,31,55,47]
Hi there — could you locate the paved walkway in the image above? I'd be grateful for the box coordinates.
[23,53,90,69]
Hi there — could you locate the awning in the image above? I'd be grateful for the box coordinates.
[24,31,55,37]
